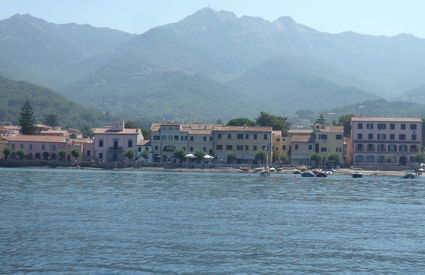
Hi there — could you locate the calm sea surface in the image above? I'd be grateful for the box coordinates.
[1,168,425,274]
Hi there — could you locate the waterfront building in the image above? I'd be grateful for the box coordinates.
[289,134,314,166]
[313,123,344,165]
[151,123,215,162]
[6,135,71,160]
[272,130,290,163]
[212,126,273,164]
[93,121,144,161]
[0,137,8,159]
[136,140,153,163]
[351,117,423,167]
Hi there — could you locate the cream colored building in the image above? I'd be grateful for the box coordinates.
[272,131,290,163]
[313,123,344,165]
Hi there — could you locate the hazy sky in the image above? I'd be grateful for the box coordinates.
[1,0,424,37]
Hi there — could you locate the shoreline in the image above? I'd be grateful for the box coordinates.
[0,165,416,177]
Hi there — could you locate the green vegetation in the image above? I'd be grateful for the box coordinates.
[141,150,150,160]
[336,114,354,137]
[278,154,288,164]
[227,152,237,164]
[124,150,135,161]
[256,112,290,133]
[413,153,425,167]
[254,150,267,164]
[194,149,205,160]
[71,149,81,161]
[327,154,341,165]
[310,153,321,167]
[3,147,11,159]
[16,149,25,160]
[18,100,36,135]
[226,118,256,126]
[0,75,108,128]
[173,148,186,162]
[58,150,67,161]
[43,113,59,127]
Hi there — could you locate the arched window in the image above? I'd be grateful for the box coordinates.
[356,144,364,152]
[410,145,418,152]
[388,145,397,152]
[355,155,364,163]
[367,144,375,152]
[399,145,408,152]
[366,155,375,163]
[377,144,386,152]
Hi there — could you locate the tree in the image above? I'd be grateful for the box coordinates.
[226,118,256,126]
[255,112,290,134]
[18,100,36,135]
[81,126,93,138]
[194,149,205,160]
[413,154,425,167]
[279,154,288,164]
[141,127,151,140]
[124,149,134,161]
[125,121,139,129]
[337,114,354,137]
[58,150,67,161]
[310,153,321,167]
[16,149,25,160]
[255,150,267,164]
[327,153,341,165]
[173,148,186,162]
[141,150,150,160]
[71,149,81,161]
[3,147,11,159]
[43,113,59,127]
[227,152,237,164]
[315,114,326,125]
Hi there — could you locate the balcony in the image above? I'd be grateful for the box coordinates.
[109,146,123,151]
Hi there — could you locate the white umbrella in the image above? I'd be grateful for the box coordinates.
[185,153,196,159]
[203,154,214,159]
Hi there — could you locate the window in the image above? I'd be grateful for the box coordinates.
[308,145,313,150]
[52,145,56,151]
[321,147,327,152]
[218,133,222,139]
[174,135,179,141]
[190,147,193,152]
[237,145,243,151]
[245,145,249,150]
[154,135,160,140]
[282,145,286,150]
[203,147,206,152]
[190,136,194,141]
[336,135,342,140]
[253,134,257,140]
[377,144,386,152]
[366,123,374,129]
[237,134,243,139]
[401,124,406,130]
[356,144,363,152]
[41,144,45,150]
[154,146,158,150]
[367,144,374,152]
[87,150,91,156]
[377,124,386,130]
[410,145,418,152]
[11,144,15,150]
[128,140,133,147]
[412,134,417,140]
[410,124,417,130]
[368,134,373,140]
[161,135,166,140]
[99,153,103,159]
[399,134,406,140]
[390,124,395,130]
[20,144,24,149]
[216,145,223,150]
[295,144,299,150]
[390,134,395,140]
[320,134,328,140]
[377,134,386,140]
[366,156,375,163]
[245,134,249,139]
[264,134,268,140]
[358,123,363,129]
[355,155,364,163]
[399,145,408,152]
[138,147,142,152]
[203,136,207,141]
[336,148,342,152]
[227,134,232,139]
[29,144,33,150]
[388,145,397,152]
[209,136,212,141]
[253,145,257,151]
[99,139,104,147]
[357,133,363,140]
[226,145,233,150]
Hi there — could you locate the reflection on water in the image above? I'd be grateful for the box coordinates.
[1,168,425,273]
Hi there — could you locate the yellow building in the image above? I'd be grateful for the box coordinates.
[272,131,291,163]
[313,123,344,165]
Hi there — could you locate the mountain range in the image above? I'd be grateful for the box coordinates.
[1,8,425,124]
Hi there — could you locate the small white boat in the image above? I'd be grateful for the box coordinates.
[352,168,363,178]
[401,171,415,179]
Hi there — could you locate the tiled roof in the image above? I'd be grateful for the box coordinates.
[40,130,69,135]
[93,128,140,135]
[291,135,314,143]
[71,138,92,144]
[288,129,313,134]
[351,117,422,122]
[213,126,272,132]
[318,126,344,133]
[138,140,151,146]
[272,130,282,136]
[6,135,68,143]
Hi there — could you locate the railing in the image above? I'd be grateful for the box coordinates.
[109,146,123,151]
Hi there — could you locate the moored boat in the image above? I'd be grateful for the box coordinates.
[301,171,316,177]
[401,172,415,179]
[352,168,363,178]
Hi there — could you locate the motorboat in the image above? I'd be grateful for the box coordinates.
[301,171,316,177]
[352,168,363,178]
[312,170,327,177]
[401,171,415,179]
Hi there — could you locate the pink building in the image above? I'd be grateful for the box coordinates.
[7,135,71,160]
[351,117,423,167]
[290,134,314,165]
[0,125,21,136]
[93,121,144,161]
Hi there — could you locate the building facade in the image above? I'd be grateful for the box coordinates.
[93,121,144,161]
[6,135,71,160]
[137,140,152,163]
[351,117,423,167]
